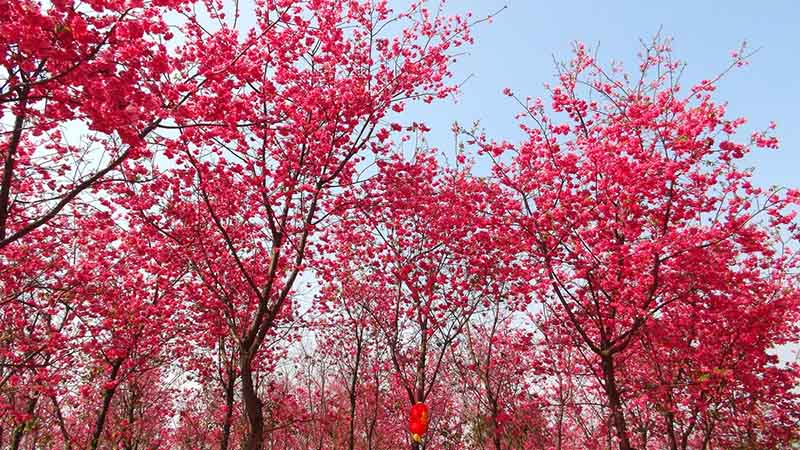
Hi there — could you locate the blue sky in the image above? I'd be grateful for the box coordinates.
[404,0,799,189]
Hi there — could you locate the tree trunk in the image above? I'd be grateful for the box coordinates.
[348,343,362,450]
[10,395,38,450]
[0,86,29,242]
[490,397,502,450]
[220,373,235,450]
[348,388,358,450]
[665,411,679,450]
[407,301,430,450]
[51,395,72,450]
[89,359,123,450]
[124,387,138,450]
[601,354,631,450]
[241,356,264,450]
[556,386,565,450]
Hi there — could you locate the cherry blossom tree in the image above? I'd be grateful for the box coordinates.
[117,2,473,448]
[0,0,211,249]
[483,38,800,450]
[319,146,520,449]
[4,1,800,448]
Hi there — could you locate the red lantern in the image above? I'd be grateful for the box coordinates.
[408,402,430,442]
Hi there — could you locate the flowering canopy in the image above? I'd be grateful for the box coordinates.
[2,2,798,450]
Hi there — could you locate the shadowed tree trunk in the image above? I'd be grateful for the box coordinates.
[665,411,679,450]
[347,327,364,450]
[10,395,38,450]
[240,357,264,450]
[220,371,235,450]
[601,354,631,450]
[90,358,123,450]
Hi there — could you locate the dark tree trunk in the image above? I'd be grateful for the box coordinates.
[89,359,123,450]
[601,354,631,450]
[347,333,363,450]
[241,357,264,450]
[124,389,138,450]
[0,86,28,242]
[490,396,502,450]
[50,395,72,450]
[220,373,235,450]
[10,395,38,450]
[665,411,679,450]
